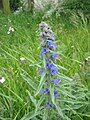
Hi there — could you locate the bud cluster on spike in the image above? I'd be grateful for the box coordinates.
[39,22,60,107]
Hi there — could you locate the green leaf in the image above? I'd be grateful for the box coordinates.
[43,108,48,120]
[54,103,64,119]
[35,95,45,113]
[29,61,41,67]
[49,85,55,104]
[20,111,41,120]
[27,90,36,107]
[21,74,37,90]
[35,72,46,96]
[0,117,11,120]
[58,89,76,99]
[78,113,90,117]
[49,86,64,119]
[57,73,73,81]
[55,64,67,71]
[0,93,16,102]
[43,55,46,68]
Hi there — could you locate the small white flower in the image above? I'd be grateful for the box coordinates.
[8,19,11,23]
[9,26,12,31]
[85,56,90,61]
[71,46,74,48]
[88,56,90,59]
[0,77,5,84]
[11,28,14,32]
[20,57,25,61]
[7,31,10,34]
[85,58,88,61]
[4,25,7,27]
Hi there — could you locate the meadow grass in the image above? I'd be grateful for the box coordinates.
[0,11,90,119]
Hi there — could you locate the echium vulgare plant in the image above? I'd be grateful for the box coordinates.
[36,22,63,119]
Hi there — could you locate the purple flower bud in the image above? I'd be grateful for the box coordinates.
[48,34,54,41]
[40,32,47,37]
[50,66,58,75]
[53,42,57,48]
[52,78,60,85]
[39,53,43,58]
[46,62,51,68]
[40,89,44,94]
[46,80,49,85]
[46,102,51,107]
[42,48,48,53]
[54,90,59,98]
[51,54,58,59]
[39,68,44,74]
[43,32,47,37]
[49,63,54,68]
[44,88,50,93]
[47,41,53,47]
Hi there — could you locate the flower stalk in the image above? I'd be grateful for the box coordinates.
[38,22,60,118]
[39,22,60,107]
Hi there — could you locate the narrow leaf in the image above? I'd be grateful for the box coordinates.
[27,90,36,107]
[43,108,48,120]
[21,111,41,120]
[35,72,46,96]
[35,95,45,113]
[21,74,37,90]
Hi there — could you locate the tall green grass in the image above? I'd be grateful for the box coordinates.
[0,11,90,119]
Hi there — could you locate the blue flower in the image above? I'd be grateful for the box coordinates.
[42,48,48,53]
[39,53,43,58]
[40,88,50,94]
[44,88,50,93]
[49,63,54,69]
[50,66,58,75]
[54,90,58,98]
[51,54,58,59]
[39,68,44,74]
[47,41,52,47]
[52,78,60,85]
[46,63,58,75]
[40,89,44,94]
[46,62,51,68]
[53,42,56,48]
[46,80,49,85]
[48,34,54,40]
[46,102,51,107]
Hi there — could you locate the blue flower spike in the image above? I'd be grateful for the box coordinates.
[39,22,60,108]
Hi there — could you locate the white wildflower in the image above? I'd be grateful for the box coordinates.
[0,77,5,84]
[9,26,12,31]
[71,46,74,48]
[7,31,10,34]
[11,28,14,32]
[8,26,14,34]
[88,56,90,59]
[85,58,88,61]
[20,57,25,61]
